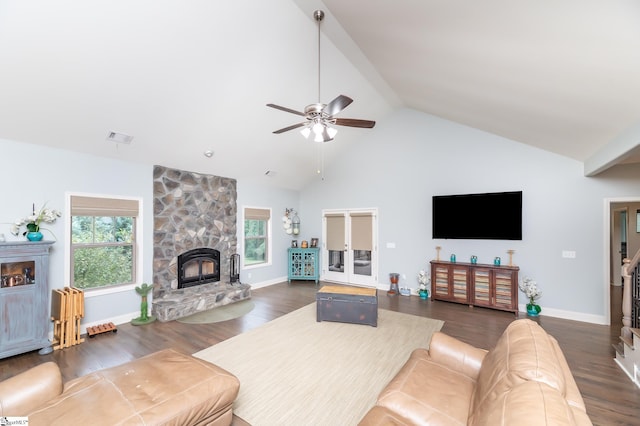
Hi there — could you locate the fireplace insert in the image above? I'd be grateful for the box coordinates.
[177,248,220,288]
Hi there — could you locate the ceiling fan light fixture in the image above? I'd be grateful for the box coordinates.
[327,126,338,139]
[312,121,324,136]
[300,126,311,139]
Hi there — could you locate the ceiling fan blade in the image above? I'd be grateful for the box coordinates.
[273,122,307,134]
[324,95,353,117]
[334,118,376,128]
[266,103,306,117]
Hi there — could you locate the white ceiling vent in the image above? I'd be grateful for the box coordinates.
[106,131,133,144]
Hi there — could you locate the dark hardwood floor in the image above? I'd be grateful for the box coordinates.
[0,282,637,425]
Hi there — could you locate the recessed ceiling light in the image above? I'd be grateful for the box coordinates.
[203,150,214,158]
[106,131,133,144]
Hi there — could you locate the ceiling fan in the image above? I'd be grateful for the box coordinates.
[267,10,375,143]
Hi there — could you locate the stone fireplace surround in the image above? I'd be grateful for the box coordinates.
[152,166,250,322]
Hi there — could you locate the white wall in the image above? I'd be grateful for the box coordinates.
[299,108,640,325]
[236,180,299,287]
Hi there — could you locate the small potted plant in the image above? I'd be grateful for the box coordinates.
[417,270,430,299]
[10,203,61,241]
[519,276,542,316]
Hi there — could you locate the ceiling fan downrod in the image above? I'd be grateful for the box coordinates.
[314,10,324,104]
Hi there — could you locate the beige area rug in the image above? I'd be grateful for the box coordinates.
[177,299,255,324]
[194,303,444,426]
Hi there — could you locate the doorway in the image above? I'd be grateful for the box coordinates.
[322,209,378,286]
[607,198,640,326]
[611,207,627,287]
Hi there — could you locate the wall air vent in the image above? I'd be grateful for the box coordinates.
[106,131,134,144]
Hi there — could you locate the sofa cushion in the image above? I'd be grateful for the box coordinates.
[0,362,62,416]
[27,349,240,426]
[469,381,588,426]
[375,349,475,426]
[470,319,567,415]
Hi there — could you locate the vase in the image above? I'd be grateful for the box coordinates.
[388,273,400,295]
[26,231,43,241]
[419,289,429,299]
[526,303,541,317]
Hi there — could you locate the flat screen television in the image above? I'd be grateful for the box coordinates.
[432,191,522,240]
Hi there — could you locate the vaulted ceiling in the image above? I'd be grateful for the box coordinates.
[1,1,639,190]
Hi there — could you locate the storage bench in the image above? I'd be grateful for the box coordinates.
[316,284,378,327]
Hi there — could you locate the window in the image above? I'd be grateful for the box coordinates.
[244,207,271,267]
[70,195,139,290]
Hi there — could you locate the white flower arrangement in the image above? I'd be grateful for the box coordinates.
[518,276,541,305]
[10,203,61,236]
[417,270,430,292]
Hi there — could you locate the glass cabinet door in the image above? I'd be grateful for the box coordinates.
[1,260,35,288]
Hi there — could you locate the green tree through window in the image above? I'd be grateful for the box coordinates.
[71,216,135,289]
[243,207,271,266]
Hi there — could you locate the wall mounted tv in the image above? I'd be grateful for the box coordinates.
[432,191,522,240]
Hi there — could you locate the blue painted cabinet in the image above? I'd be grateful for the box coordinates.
[0,241,54,359]
[288,248,320,283]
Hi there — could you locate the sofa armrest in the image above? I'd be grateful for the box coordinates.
[0,362,63,416]
[428,331,488,380]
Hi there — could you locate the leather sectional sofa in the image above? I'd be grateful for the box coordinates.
[359,319,592,425]
[0,348,240,425]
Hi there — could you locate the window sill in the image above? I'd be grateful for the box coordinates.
[243,261,272,270]
[81,283,138,299]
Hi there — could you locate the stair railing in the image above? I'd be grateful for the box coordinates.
[621,248,640,339]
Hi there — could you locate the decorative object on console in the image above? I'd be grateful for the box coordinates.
[470,255,478,264]
[301,240,308,248]
[282,208,300,235]
[388,273,400,296]
[450,253,456,262]
[291,240,298,248]
[494,256,501,265]
[27,231,43,241]
[519,276,542,316]
[435,246,441,261]
[310,237,318,248]
[10,203,61,241]
[131,283,156,325]
[507,249,515,266]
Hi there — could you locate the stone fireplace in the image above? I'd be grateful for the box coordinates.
[152,166,251,322]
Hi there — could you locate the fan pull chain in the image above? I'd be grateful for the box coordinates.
[316,143,325,180]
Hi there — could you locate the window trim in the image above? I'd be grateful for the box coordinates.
[242,206,272,270]
[65,192,144,298]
